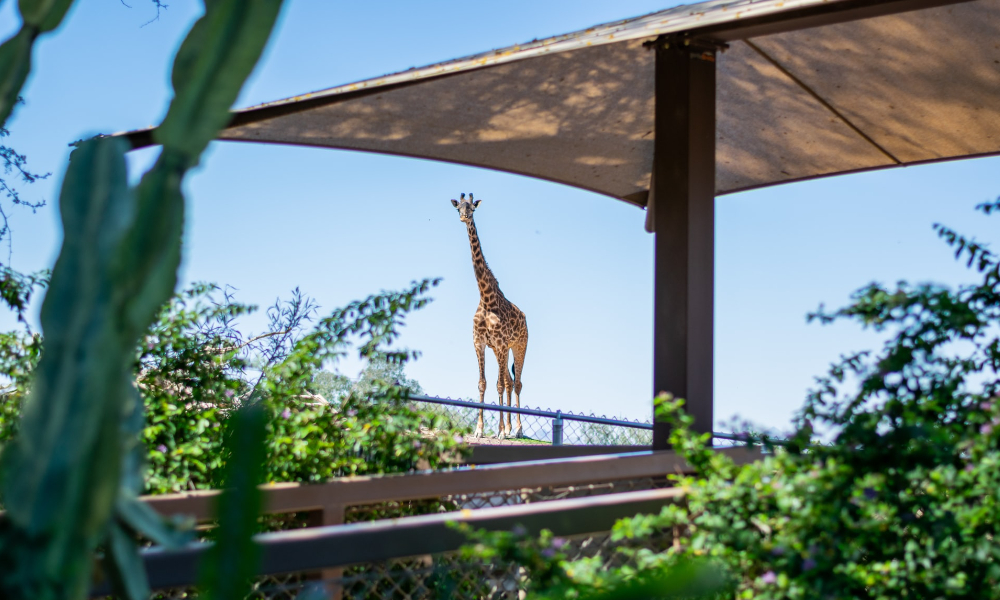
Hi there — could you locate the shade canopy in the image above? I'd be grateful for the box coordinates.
[123,0,1000,208]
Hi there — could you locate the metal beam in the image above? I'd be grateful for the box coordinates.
[651,39,717,449]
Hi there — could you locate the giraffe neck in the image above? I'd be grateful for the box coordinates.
[466,219,501,305]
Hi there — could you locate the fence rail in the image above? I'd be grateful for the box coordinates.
[411,394,654,446]
[410,394,774,446]
[144,447,758,522]
[122,487,684,593]
[411,395,652,429]
[91,447,759,597]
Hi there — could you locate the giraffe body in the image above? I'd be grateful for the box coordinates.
[452,193,528,439]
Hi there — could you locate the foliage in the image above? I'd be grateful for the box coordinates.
[470,198,1000,599]
[0,0,285,598]
[0,268,47,444]
[457,523,731,599]
[0,104,49,252]
[138,279,466,493]
[0,263,464,498]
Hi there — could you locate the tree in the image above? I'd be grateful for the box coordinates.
[312,355,424,404]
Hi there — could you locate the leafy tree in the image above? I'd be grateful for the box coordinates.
[312,355,424,404]
[138,279,464,493]
[0,277,464,493]
[469,198,1000,599]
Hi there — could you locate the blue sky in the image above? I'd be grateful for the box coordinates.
[1,1,997,429]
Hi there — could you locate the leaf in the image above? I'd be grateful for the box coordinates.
[199,404,267,600]
[116,495,194,549]
[102,520,152,600]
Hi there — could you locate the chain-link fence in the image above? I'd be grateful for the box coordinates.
[316,528,672,600]
[411,395,653,446]
[150,528,673,600]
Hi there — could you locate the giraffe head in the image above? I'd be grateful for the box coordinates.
[450,192,481,223]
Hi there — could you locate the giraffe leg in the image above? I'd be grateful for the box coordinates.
[473,340,487,439]
[495,347,508,440]
[503,348,514,435]
[511,341,526,439]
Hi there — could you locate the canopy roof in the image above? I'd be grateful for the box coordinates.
[126,0,1000,207]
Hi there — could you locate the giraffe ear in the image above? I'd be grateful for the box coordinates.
[451,199,459,208]
[472,199,482,208]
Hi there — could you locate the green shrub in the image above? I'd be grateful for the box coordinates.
[1,279,466,495]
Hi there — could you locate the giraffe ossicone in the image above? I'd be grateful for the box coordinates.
[451,192,528,440]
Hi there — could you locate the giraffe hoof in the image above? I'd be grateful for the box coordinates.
[495,430,507,440]
[511,427,523,439]
[472,427,484,439]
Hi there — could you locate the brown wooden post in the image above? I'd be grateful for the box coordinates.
[306,503,346,599]
[651,37,718,449]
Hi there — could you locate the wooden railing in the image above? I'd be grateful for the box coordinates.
[144,447,759,525]
[92,447,760,595]
[138,487,685,591]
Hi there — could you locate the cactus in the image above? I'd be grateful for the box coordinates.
[0,0,77,126]
[0,1,284,599]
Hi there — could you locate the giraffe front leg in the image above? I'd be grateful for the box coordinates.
[495,389,507,440]
[495,353,508,440]
[473,341,487,439]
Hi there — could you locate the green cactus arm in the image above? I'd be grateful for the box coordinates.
[156,0,283,159]
[0,0,77,124]
[0,1,286,598]
[0,136,136,600]
[18,0,75,31]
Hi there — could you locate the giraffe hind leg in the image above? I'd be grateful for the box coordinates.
[511,342,526,439]
[504,349,514,435]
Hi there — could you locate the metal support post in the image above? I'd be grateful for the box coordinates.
[650,37,718,449]
[552,411,564,446]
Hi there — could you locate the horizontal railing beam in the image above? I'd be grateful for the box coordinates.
[144,447,759,521]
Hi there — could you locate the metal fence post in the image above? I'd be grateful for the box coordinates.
[552,411,563,446]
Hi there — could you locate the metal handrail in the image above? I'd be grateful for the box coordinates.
[408,394,783,446]
[409,394,651,431]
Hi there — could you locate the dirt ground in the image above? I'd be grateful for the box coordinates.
[460,434,548,446]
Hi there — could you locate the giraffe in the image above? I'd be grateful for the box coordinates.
[451,193,528,439]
